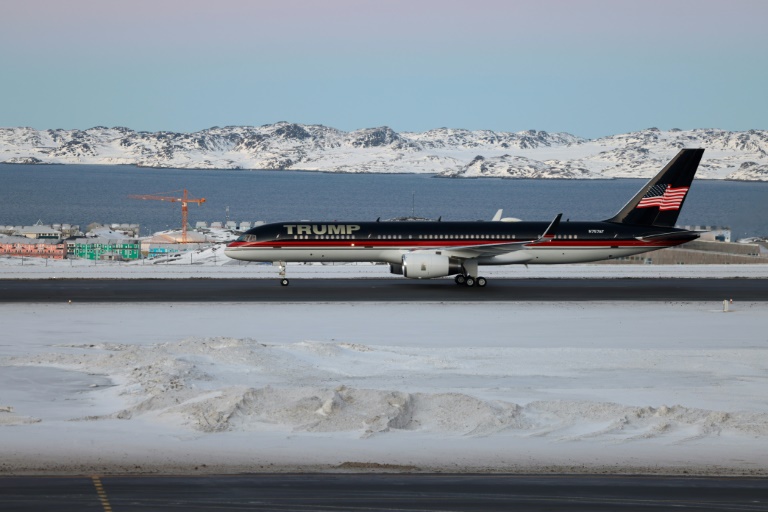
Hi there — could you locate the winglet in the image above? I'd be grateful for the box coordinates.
[541,213,562,240]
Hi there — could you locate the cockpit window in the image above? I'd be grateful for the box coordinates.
[237,234,257,242]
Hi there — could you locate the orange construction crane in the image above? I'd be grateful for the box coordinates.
[129,189,206,243]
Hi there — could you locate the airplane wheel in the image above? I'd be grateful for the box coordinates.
[476,276,487,287]
[465,276,475,287]
[455,274,466,285]
[280,278,290,286]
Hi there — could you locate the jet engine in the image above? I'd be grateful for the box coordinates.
[389,263,404,275]
[402,253,463,279]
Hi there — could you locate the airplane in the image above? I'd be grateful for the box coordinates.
[225,148,704,287]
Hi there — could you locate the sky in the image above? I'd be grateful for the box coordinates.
[1,0,766,139]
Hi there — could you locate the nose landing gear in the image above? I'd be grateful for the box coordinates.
[275,261,289,286]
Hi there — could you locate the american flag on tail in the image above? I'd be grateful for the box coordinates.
[636,184,689,211]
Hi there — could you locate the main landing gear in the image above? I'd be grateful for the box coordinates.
[454,274,487,287]
[455,260,486,287]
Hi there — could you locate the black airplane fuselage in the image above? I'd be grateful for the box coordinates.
[226,220,697,265]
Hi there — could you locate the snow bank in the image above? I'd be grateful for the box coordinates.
[1,301,767,475]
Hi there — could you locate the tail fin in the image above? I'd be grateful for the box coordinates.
[605,148,704,227]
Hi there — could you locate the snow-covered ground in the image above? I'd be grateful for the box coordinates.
[1,299,767,476]
[2,246,767,475]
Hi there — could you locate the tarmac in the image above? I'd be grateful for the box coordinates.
[0,277,766,302]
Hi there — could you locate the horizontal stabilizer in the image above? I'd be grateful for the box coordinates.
[634,230,700,242]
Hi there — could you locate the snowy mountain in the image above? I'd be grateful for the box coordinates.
[1,124,767,180]
[443,155,592,179]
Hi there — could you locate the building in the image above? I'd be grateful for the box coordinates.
[86,223,140,238]
[14,225,62,240]
[0,235,66,259]
[607,239,767,265]
[70,238,141,260]
[0,223,82,239]
[679,226,732,243]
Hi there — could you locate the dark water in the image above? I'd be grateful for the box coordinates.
[0,164,766,238]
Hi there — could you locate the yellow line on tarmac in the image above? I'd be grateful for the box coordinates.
[91,476,113,512]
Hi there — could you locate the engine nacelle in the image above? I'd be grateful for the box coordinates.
[402,253,463,279]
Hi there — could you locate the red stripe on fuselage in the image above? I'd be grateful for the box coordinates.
[227,239,685,249]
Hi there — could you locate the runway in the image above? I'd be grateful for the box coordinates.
[0,277,766,302]
[2,474,767,511]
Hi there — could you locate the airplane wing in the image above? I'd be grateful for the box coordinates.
[412,213,562,259]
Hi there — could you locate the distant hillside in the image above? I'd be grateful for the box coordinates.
[1,124,767,180]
